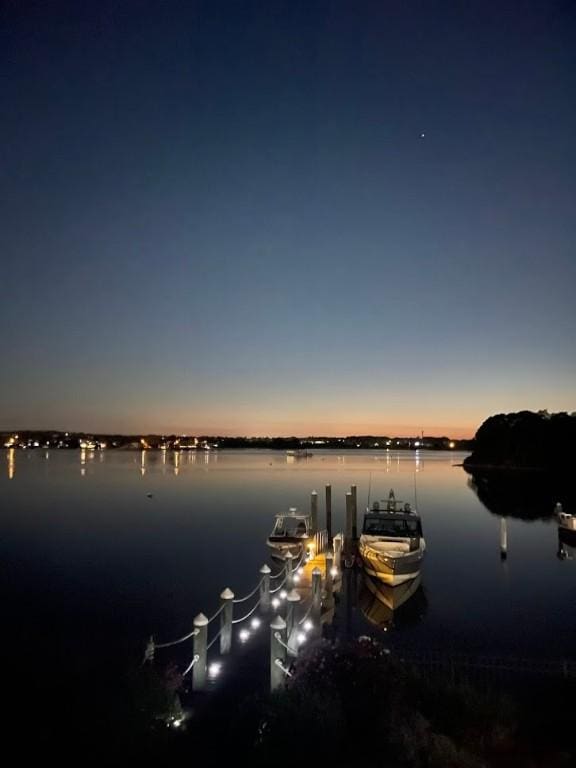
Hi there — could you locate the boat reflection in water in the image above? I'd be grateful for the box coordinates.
[358,571,426,632]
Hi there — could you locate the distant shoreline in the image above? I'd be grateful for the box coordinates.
[1,431,474,452]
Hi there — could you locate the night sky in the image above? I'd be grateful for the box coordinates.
[1,1,575,437]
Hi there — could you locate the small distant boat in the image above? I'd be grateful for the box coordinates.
[556,502,576,532]
[358,490,426,586]
[286,449,312,458]
[267,507,312,561]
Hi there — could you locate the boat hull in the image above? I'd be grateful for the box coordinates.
[358,540,424,586]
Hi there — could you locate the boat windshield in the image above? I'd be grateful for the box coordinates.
[273,518,309,536]
[363,515,421,537]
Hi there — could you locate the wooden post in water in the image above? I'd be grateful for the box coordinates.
[270,615,287,691]
[333,533,342,571]
[286,589,301,655]
[311,567,322,633]
[350,485,358,540]
[285,551,294,588]
[325,484,332,544]
[260,564,271,612]
[220,588,234,654]
[345,492,354,555]
[500,517,508,560]
[192,613,208,691]
[324,550,334,609]
[310,490,318,534]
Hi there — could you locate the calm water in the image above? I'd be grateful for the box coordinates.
[2,448,575,719]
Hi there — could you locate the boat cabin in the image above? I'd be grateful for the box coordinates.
[362,513,422,538]
[269,508,311,540]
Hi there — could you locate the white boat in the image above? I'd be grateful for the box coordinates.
[267,507,313,561]
[286,449,312,458]
[358,490,426,586]
[555,502,576,532]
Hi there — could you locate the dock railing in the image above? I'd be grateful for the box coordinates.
[144,485,359,698]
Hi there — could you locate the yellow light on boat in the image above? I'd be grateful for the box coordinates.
[330,567,338,578]
[293,575,300,583]
[250,617,261,629]
[238,629,250,643]
[279,590,287,600]
[303,620,313,632]
[297,567,304,575]
[296,632,306,645]
[172,719,182,728]
[271,598,280,609]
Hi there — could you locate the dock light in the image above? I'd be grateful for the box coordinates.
[271,598,280,609]
[330,567,338,578]
[297,632,306,645]
[172,719,182,728]
[239,629,250,643]
[297,567,304,575]
[250,617,261,630]
[208,662,222,679]
[293,575,300,583]
[279,590,288,600]
[303,620,313,632]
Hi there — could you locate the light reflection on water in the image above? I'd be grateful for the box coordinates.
[0,449,574,663]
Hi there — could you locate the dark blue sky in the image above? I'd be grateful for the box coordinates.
[1,1,575,436]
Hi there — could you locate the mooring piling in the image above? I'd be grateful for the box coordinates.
[325,483,332,543]
[350,484,358,539]
[310,490,318,534]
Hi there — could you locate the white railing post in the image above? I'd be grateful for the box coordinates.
[285,551,294,589]
[260,564,271,612]
[270,615,287,691]
[192,613,208,691]
[286,589,301,655]
[143,635,155,664]
[220,588,234,654]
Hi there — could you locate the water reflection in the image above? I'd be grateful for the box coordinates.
[466,467,575,520]
[557,528,576,561]
[358,572,426,632]
[500,517,508,560]
[7,448,15,479]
